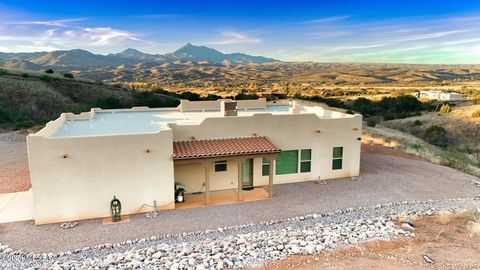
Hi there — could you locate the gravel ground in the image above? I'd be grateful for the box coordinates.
[0,131,30,193]
[1,198,479,269]
[0,150,478,255]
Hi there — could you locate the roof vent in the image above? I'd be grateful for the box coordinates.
[221,100,237,116]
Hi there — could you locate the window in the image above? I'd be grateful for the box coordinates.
[275,150,298,175]
[214,160,227,172]
[300,149,311,173]
[262,158,270,176]
[332,147,343,170]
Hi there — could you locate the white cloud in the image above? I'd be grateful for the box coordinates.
[13,18,86,27]
[304,16,352,24]
[201,31,261,45]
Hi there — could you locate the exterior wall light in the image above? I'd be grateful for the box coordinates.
[315,130,321,133]
[145,148,151,153]
[251,133,257,137]
[353,128,359,131]
[63,154,68,159]
[189,136,196,140]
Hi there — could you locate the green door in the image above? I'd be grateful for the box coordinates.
[242,159,253,188]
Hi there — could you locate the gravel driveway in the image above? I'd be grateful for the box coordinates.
[0,148,478,253]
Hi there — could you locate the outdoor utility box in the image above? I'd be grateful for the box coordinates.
[221,101,238,116]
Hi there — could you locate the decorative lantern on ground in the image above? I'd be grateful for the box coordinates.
[110,195,122,222]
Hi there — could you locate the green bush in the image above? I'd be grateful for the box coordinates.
[472,109,480,118]
[63,73,74,79]
[412,119,423,126]
[14,120,35,130]
[45,69,54,74]
[424,125,449,148]
[94,80,104,85]
[366,119,377,127]
[39,75,52,82]
[439,103,451,113]
[180,91,201,101]
[473,98,480,105]
[94,96,124,109]
[0,107,11,123]
[345,110,354,115]
[0,68,8,75]
[21,73,30,78]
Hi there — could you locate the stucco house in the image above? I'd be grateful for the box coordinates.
[27,98,362,224]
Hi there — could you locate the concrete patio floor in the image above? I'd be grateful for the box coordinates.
[0,151,478,253]
[0,189,33,224]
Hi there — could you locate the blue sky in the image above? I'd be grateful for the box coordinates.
[0,0,480,63]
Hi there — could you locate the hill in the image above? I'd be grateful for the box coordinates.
[0,69,179,130]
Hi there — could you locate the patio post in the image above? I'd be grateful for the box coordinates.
[203,163,210,205]
[268,156,275,198]
[237,158,243,201]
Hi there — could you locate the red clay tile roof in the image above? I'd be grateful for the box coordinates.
[173,137,281,160]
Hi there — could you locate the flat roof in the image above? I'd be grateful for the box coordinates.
[52,104,299,138]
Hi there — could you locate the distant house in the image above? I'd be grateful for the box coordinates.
[27,99,362,224]
[413,91,463,101]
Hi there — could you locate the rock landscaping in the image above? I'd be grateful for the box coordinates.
[1,197,479,269]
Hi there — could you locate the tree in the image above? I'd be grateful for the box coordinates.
[63,73,74,79]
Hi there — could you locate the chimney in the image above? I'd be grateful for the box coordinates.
[220,100,237,116]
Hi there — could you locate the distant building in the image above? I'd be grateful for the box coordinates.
[413,91,463,101]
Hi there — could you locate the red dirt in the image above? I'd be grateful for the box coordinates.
[0,131,31,193]
[254,214,480,270]
[361,143,424,161]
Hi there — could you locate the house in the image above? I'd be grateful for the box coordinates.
[413,91,464,101]
[27,98,362,224]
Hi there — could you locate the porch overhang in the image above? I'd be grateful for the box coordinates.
[172,136,281,161]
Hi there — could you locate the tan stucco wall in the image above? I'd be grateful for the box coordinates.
[179,98,267,111]
[27,130,174,224]
[171,112,362,185]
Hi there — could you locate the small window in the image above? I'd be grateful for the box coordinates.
[215,160,227,172]
[275,150,299,175]
[332,147,343,170]
[300,149,311,173]
[262,158,270,176]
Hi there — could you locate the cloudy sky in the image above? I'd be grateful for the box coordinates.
[1,0,480,63]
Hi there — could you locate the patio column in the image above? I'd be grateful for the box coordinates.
[203,163,210,205]
[268,156,275,198]
[237,159,243,201]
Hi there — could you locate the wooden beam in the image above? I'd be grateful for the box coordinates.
[204,163,210,205]
[237,159,243,201]
[268,157,275,198]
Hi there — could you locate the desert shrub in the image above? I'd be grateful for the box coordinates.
[94,80,104,85]
[0,68,8,75]
[0,107,11,123]
[424,125,449,148]
[133,91,180,108]
[412,119,423,126]
[45,69,54,74]
[39,75,52,82]
[473,98,480,105]
[235,93,259,100]
[112,83,123,88]
[439,103,451,113]
[63,73,74,79]
[180,91,201,101]
[472,109,480,118]
[94,96,124,109]
[203,94,222,100]
[21,73,30,78]
[14,120,35,130]
[345,110,354,115]
[366,119,377,127]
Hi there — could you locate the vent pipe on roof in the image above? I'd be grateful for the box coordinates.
[221,100,237,116]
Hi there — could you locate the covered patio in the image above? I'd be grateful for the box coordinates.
[173,137,280,207]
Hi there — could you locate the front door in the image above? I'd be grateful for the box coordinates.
[242,159,254,189]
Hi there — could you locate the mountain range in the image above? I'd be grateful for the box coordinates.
[0,43,278,70]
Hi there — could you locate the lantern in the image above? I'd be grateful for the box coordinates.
[110,195,122,222]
